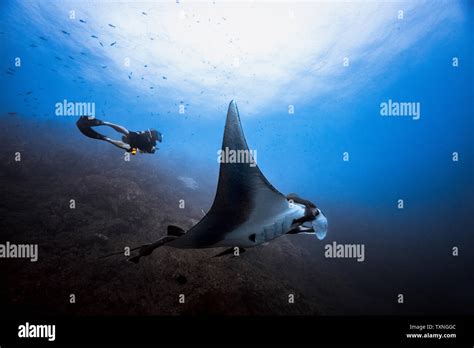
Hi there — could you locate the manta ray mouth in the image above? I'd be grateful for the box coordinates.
[312,210,328,240]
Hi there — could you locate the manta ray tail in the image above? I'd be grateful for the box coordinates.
[167,225,185,237]
[213,247,246,257]
[127,235,179,263]
[100,227,183,262]
[98,246,141,260]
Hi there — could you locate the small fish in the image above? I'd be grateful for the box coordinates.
[91,35,98,39]
[150,37,154,40]
[8,112,17,115]
[55,56,62,60]
[142,11,147,15]
[29,44,37,48]
[110,41,116,46]
[102,65,107,69]
[39,36,47,41]
[68,55,75,60]
[79,19,86,23]
[6,72,14,75]
[99,42,104,47]
[61,30,70,35]
[26,91,33,94]
[162,76,167,80]
[108,23,116,28]
[150,86,154,89]
[144,64,148,67]
[80,52,87,56]
[8,67,15,71]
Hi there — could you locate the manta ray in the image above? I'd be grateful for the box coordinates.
[106,101,328,263]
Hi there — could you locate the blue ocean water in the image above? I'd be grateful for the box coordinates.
[1,0,472,246]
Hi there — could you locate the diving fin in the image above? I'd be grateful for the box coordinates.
[76,116,108,141]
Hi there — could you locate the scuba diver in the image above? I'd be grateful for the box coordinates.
[76,116,162,155]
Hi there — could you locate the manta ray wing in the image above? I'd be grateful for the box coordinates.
[169,101,290,249]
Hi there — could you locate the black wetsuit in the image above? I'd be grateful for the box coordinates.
[76,116,161,153]
[127,131,157,153]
